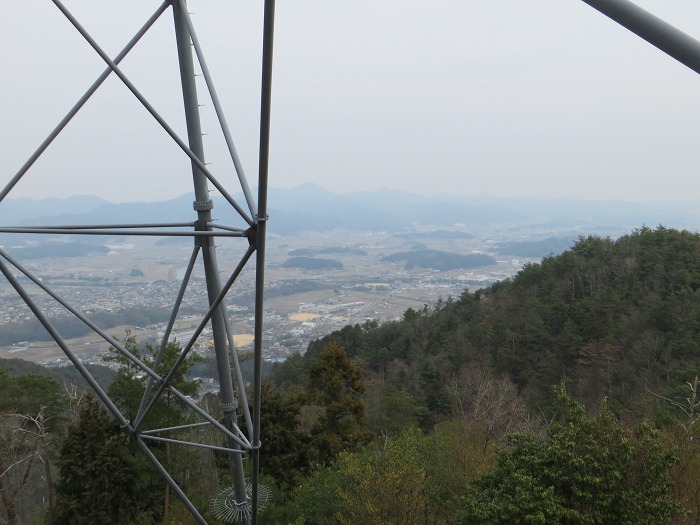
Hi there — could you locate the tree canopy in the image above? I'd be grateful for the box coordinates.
[458,385,681,525]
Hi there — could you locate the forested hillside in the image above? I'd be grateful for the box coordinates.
[0,357,115,390]
[275,226,700,420]
[6,226,700,524]
[263,226,700,523]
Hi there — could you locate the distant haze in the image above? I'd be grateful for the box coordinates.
[1,185,698,237]
[3,0,700,203]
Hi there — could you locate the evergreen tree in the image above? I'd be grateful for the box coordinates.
[254,381,310,491]
[106,335,202,521]
[50,396,161,525]
[106,334,200,428]
[306,342,372,465]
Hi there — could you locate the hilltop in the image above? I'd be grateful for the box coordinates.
[273,225,700,421]
[257,225,700,523]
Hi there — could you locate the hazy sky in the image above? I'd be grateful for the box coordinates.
[3,0,700,203]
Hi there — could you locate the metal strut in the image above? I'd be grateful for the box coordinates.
[2,0,276,522]
[171,0,250,518]
[581,0,700,75]
[252,1,277,523]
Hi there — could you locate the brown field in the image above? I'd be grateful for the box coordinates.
[288,313,321,321]
[233,334,254,347]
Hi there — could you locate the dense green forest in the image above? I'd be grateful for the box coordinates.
[0,307,175,346]
[382,249,495,270]
[5,226,700,524]
[265,226,700,523]
[0,357,115,391]
[280,226,700,419]
[494,236,574,257]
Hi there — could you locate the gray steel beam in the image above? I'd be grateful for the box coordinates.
[582,0,700,75]
[0,227,243,237]
[4,222,196,230]
[136,246,200,424]
[167,387,251,447]
[3,2,276,522]
[208,222,249,233]
[0,258,130,428]
[141,421,214,435]
[181,4,257,219]
[133,245,254,436]
[172,1,250,517]
[135,437,208,525]
[140,435,245,454]
[252,1,277,523]
[222,305,254,437]
[0,246,250,451]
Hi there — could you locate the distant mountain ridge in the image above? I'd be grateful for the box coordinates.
[1,184,697,236]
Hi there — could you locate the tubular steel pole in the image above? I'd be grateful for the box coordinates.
[133,245,255,439]
[181,5,257,218]
[172,0,250,518]
[581,0,700,75]
[252,1,276,523]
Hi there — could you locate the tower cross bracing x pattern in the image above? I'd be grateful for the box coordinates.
[1,1,276,523]
[8,0,700,524]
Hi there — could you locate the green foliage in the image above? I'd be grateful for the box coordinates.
[0,370,69,525]
[260,226,700,520]
[293,429,427,525]
[426,420,494,522]
[104,334,207,521]
[8,225,700,523]
[50,396,161,525]
[0,370,67,430]
[0,357,116,393]
[306,342,372,465]
[106,333,200,428]
[367,383,422,433]
[490,227,700,411]
[667,426,700,525]
[242,381,311,492]
[457,385,682,525]
[273,226,700,426]
[292,422,492,525]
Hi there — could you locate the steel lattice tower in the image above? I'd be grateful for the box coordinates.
[1,1,275,523]
[6,0,700,524]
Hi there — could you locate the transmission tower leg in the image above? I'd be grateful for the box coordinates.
[172,1,250,520]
